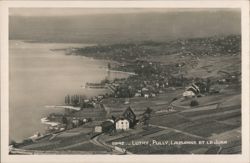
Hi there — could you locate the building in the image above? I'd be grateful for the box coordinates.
[183,90,196,97]
[72,118,80,127]
[183,83,200,98]
[122,106,136,128]
[115,118,130,130]
[94,126,102,133]
[135,93,141,97]
[144,94,149,99]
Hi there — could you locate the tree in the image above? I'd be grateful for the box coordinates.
[142,113,150,126]
[141,107,153,127]
[108,63,111,69]
[62,116,68,125]
[111,115,116,122]
[206,78,211,93]
[87,118,93,122]
[190,99,199,106]
[9,139,17,147]
[145,107,153,114]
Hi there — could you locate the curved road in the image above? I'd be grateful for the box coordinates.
[90,133,132,155]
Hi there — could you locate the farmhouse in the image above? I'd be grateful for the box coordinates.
[122,106,137,128]
[183,83,200,97]
[94,126,102,133]
[72,118,80,127]
[115,118,130,130]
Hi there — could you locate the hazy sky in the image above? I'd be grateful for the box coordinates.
[10,8,240,17]
[9,8,241,43]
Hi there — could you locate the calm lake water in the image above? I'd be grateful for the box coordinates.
[9,40,128,142]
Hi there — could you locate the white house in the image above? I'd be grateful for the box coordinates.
[94,126,102,133]
[183,83,200,97]
[183,90,196,97]
[144,94,149,99]
[135,93,141,97]
[115,118,130,130]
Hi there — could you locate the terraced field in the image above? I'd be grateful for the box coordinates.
[181,120,237,137]
[107,126,164,143]
[179,105,239,117]
[145,94,241,154]
[150,114,190,128]
[21,131,92,151]
[66,142,108,151]
[127,144,189,154]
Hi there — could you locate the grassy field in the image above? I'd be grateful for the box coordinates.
[181,121,237,137]
[21,127,93,151]
[220,139,241,154]
[66,142,108,151]
[103,89,183,114]
[150,114,190,128]
[179,105,239,117]
[107,126,163,143]
[126,145,189,154]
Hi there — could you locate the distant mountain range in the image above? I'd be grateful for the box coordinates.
[9,10,241,44]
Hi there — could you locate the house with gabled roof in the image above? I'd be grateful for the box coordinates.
[122,106,136,128]
[183,83,200,98]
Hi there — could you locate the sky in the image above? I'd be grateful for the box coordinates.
[10,8,240,17]
[9,8,241,43]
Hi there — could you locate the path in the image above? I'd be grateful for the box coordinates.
[91,133,133,155]
[149,124,205,139]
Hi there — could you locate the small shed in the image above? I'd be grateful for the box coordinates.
[94,126,102,133]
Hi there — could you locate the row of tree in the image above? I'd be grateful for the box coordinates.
[64,94,94,108]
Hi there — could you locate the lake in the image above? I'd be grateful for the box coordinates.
[9,40,129,142]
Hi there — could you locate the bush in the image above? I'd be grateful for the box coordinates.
[20,138,33,146]
[190,99,199,106]
[9,140,17,146]
[171,97,178,102]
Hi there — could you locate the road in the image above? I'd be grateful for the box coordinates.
[149,124,204,139]
[90,133,133,155]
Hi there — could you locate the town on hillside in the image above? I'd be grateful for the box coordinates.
[10,35,241,155]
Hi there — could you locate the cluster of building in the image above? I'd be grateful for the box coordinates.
[43,104,139,136]
[44,112,94,133]
[172,35,241,57]
[108,60,190,99]
[64,94,95,109]
[94,106,137,133]
[72,42,153,63]
[72,35,240,65]
[63,94,109,111]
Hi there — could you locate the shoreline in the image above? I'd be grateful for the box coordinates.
[9,40,112,142]
[40,117,60,127]
[107,69,136,76]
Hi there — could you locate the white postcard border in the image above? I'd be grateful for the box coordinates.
[1,1,249,163]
